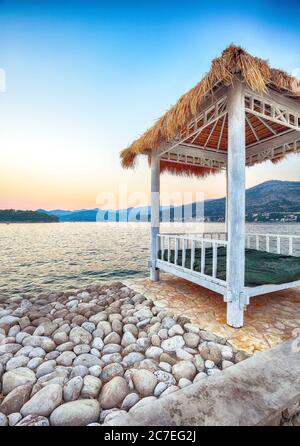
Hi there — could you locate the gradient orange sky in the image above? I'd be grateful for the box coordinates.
[0,1,299,210]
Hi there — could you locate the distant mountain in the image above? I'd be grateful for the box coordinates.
[38,180,300,222]
[203,180,300,221]
[37,209,74,218]
[0,210,59,223]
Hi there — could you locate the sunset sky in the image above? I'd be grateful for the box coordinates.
[0,0,299,210]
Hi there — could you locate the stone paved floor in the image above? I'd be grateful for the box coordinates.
[124,274,300,355]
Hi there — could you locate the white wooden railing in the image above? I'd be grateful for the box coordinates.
[156,232,300,292]
[246,233,300,257]
[157,233,228,285]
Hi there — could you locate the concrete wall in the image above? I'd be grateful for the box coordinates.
[104,338,300,426]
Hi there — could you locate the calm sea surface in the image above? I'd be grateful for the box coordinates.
[1,222,300,296]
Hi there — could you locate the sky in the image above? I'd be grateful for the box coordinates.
[0,0,299,210]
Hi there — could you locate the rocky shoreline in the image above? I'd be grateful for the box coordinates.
[0,281,249,426]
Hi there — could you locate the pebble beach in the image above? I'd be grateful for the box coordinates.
[0,281,252,426]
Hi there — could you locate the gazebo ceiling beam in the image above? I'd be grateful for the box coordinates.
[161,144,227,163]
[255,115,277,135]
[160,129,300,168]
[246,129,299,156]
[160,153,226,170]
[244,90,300,132]
[264,88,300,116]
[217,114,227,151]
[158,86,228,157]
[245,114,260,142]
[157,84,300,167]
[246,137,300,167]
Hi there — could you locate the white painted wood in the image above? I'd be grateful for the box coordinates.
[246,114,260,142]
[161,236,165,261]
[156,259,227,295]
[245,233,300,257]
[212,243,217,278]
[246,130,299,154]
[160,147,226,170]
[160,129,300,169]
[225,162,228,235]
[247,235,251,249]
[150,153,160,281]
[191,239,195,271]
[256,115,277,135]
[175,238,178,265]
[244,89,300,131]
[253,87,300,117]
[174,144,227,159]
[182,238,186,268]
[217,115,226,151]
[266,236,270,253]
[201,240,206,274]
[289,237,293,256]
[244,279,300,298]
[158,87,228,157]
[277,236,280,254]
[226,80,246,328]
[256,235,259,251]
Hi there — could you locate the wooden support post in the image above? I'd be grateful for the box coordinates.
[225,162,229,236]
[226,80,246,328]
[150,153,160,281]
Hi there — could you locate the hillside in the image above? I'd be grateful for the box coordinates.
[39,180,300,222]
[0,210,59,223]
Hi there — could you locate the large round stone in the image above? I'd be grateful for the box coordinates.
[168,324,184,336]
[63,376,83,402]
[161,336,185,352]
[198,342,222,365]
[183,333,200,348]
[6,355,29,371]
[73,354,101,368]
[121,331,136,347]
[131,369,157,397]
[16,415,50,426]
[103,332,121,345]
[21,384,62,417]
[101,363,124,383]
[99,376,129,410]
[121,393,140,411]
[0,384,32,415]
[134,308,153,320]
[0,344,22,355]
[172,361,197,381]
[56,351,76,366]
[81,375,102,399]
[50,400,100,426]
[193,354,205,372]
[153,370,176,386]
[145,346,163,360]
[122,352,145,367]
[22,336,56,352]
[69,327,92,345]
[2,367,36,395]
[0,413,8,426]
[53,331,68,345]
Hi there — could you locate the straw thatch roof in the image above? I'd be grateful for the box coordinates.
[120,45,300,177]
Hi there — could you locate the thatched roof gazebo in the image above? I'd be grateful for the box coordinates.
[120,45,300,328]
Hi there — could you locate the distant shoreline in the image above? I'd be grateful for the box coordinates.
[0,220,299,225]
[0,221,60,224]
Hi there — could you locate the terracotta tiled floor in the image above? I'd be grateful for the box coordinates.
[124,274,300,355]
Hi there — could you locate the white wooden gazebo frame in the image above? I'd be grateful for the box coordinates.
[121,47,300,328]
[149,78,300,328]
